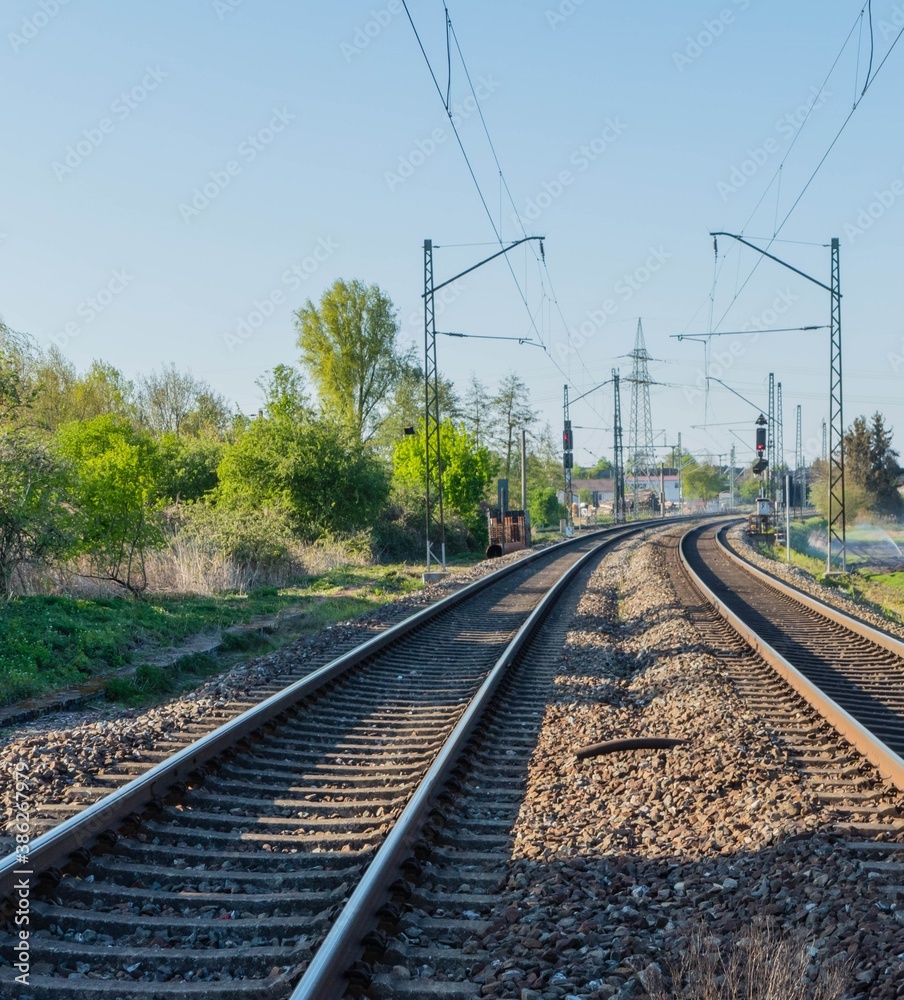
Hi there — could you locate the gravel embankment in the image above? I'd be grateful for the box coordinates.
[478,528,904,999]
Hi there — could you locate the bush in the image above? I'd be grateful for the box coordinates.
[156,501,301,592]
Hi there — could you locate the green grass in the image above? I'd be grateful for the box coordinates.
[0,564,423,708]
[753,517,904,623]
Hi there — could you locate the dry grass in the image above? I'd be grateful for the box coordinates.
[646,923,850,999]
[11,536,374,599]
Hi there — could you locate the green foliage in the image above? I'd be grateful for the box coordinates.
[683,461,725,501]
[577,487,593,504]
[811,413,902,522]
[170,500,299,578]
[374,362,460,455]
[157,434,223,502]
[529,486,565,528]
[29,352,135,431]
[844,413,902,519]
[392,421,497,538]
[217,368,389,538]
[294,279,411,443]
[574,456,613,478]
[0,343,32,424]
[0,430,73,594]
[737,474,764,502]
[526,422,565,497]
[490,371,537,481]
[57,415,166,595]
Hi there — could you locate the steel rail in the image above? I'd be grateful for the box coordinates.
[0,517,692,904]
[680,524,904,792]
[714,524,904,659]
[290,525,632,1000]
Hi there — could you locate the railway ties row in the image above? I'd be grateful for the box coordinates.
[4,516,904,998]
[676,522,904,894]
[0,523,641,999]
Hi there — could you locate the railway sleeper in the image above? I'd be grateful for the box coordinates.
[0,968,298,997]
[84,857,361,891]
[35,879,342,914]
[108,842,374,869]
[22,901,328,938]
[0,933,304,978]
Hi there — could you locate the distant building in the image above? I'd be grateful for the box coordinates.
[573,474,682,505]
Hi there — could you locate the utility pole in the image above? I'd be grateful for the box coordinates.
[709,231,845,571]
[659,462,665,516]
[423,239,445,574]
[613,369,626,522]
[422,234,544,576]
[827,237,846,572]
[520,428,529,544]
[730,443,736,507]
[777,381,784,513]
[563,384,573,532]
[768,375,775,501]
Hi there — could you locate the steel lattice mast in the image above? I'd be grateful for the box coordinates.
[708,232,845,568]
[767,372,776,502]
[612,369,625,522]
[627,318,656,512]
[423,239,445,571]
[795,404,804,517]
[777,381,784,510]
[828,237,846,572]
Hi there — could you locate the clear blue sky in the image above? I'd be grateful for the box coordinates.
[2,0,903,469]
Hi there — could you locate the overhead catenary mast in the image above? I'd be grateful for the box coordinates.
[612,369,625,522]
[777,381,784,511]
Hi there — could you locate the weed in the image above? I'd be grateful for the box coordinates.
[647,922,849,999]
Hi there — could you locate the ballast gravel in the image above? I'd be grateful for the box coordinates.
[474,528,904,999]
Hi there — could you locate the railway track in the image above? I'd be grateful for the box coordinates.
[681,522,904,789]
[0,520,663,999]
[674,522,904,917]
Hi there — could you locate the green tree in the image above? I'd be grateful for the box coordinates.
[392,421,497,538]
[525,422,564,498]
[528,487,565,528]
[157,434,223,502]
[737,473,764,503]
[0,431,72,595]
[24,352,134,431]
[490,372,537,482]
[374,361,460,454]
[461,373,492,447]
[683,461,725,501]
[812,412,901,522]
[574,455,612,478]
[217,367,389,538]
[57,416,165,596]
[294,279,411,443]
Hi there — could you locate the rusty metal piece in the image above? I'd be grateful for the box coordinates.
[575,737,690,760]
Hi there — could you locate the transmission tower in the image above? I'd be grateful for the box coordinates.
[612,369,625,522]
[627,319,656,514]
[794,404,803,517]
